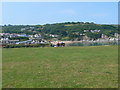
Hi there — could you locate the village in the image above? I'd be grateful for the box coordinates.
[0,31,119,47]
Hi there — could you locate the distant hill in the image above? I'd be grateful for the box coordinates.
[1,22,118,40]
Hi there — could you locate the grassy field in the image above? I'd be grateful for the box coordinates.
[2,46,118,88]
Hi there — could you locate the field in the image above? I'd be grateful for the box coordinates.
[2,46,118,88]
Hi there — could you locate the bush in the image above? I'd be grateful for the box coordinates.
[3,43,50,48]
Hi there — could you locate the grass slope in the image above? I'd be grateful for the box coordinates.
[2,46,118,88]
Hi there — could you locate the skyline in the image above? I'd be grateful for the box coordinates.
[2,2,118,25]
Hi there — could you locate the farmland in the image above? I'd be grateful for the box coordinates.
[2,46,118,88]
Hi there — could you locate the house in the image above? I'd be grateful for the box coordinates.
[0,38,19,44]
[84,30,101,33]
[49,34,59,37]
[101,34,108,39]
[114,33,120,38]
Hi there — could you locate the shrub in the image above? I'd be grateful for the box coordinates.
[3,43,50,48]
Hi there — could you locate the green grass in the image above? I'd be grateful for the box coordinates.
[2,46,118,88]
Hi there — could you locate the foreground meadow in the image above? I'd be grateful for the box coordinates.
[2,46,118,88]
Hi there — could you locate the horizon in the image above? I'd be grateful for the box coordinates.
[2,2,118,25]
[1,22,118,26]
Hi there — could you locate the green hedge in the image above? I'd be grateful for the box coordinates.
[3,44,50,48]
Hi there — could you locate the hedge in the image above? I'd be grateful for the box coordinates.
[3,43,50,48]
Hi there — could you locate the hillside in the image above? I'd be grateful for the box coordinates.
[2,22,118,40]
